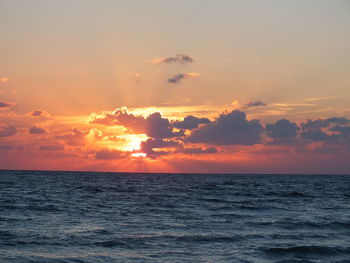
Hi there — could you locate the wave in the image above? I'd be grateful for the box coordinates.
[264,191,308,198]
[265,245,350,256]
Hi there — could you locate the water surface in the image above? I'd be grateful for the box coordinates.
[1,170,350,262]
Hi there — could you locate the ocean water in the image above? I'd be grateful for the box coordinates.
[0,170,350,263]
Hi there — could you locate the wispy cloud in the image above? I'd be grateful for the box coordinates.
[270,103,316,107]
[303,95,346,102]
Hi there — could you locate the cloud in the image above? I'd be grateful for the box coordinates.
[187,110,263,145]
[0,123,17,137]
[168,72,200,84]
[300,117,350,142]
[87,128,103,140]
[301,117,349,130]
[140,139,218,158]
[91,107,350,158]
[173,115,211,130]
[90,107,146,129]
[91,107,184,139]
[168,74,185,84]
[0,77,9,82]
[55,128,88,146]
[29,125,46,134]
[140,138,183,157]
[266,119,299,138]
[27,110,50,118]
[151,54,194,64]
[330,125,350,136]
[38,143,64,151]
[95,149,127,160]
[301,129,331,142]
[303,95,344,102]
[182,147,217,154]
[246,100,267,107]
[0,100,16,110]
[146,112,184,139]
[231,100,241,109]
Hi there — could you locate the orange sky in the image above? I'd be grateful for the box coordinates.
[1,0,350,173]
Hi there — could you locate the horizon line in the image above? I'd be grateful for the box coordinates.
[0,168,348,176]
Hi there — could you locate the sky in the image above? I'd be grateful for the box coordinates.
[1,0,350,173]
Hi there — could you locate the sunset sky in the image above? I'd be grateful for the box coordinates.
[1,0,350,173]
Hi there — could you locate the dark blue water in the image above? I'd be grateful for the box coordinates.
[0,170,350,263]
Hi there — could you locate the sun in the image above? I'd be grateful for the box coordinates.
[131,152,147,158]
[118,134,148,152]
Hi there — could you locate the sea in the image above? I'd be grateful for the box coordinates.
[0,170,349,263]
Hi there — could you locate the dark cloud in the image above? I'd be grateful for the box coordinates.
[0,100,16,109]
[146,112,184,139]
[29,125,46,134]
[28,110,50,117]
[38,143,64,151]
[91,108,183,140]
[168,74,185,84]
[266,137,298,145]
[182,147,217,154]
[301,129,331,141]
[266,119,299,138]
[167,73,200,84]
[331,125,350,136]
[91,107,350,156]
[300,117,350,143]
[152,54,194,64]
[95,149,127,160]
[140,138,183,158]
[140,139,218,158]
[173,115,211,130]
[187,110,263,145]
[301,117,349,130]
[246,100,267,107]
[0,123,17,137]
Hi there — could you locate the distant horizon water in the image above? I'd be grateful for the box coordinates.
[1,169,349,176]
